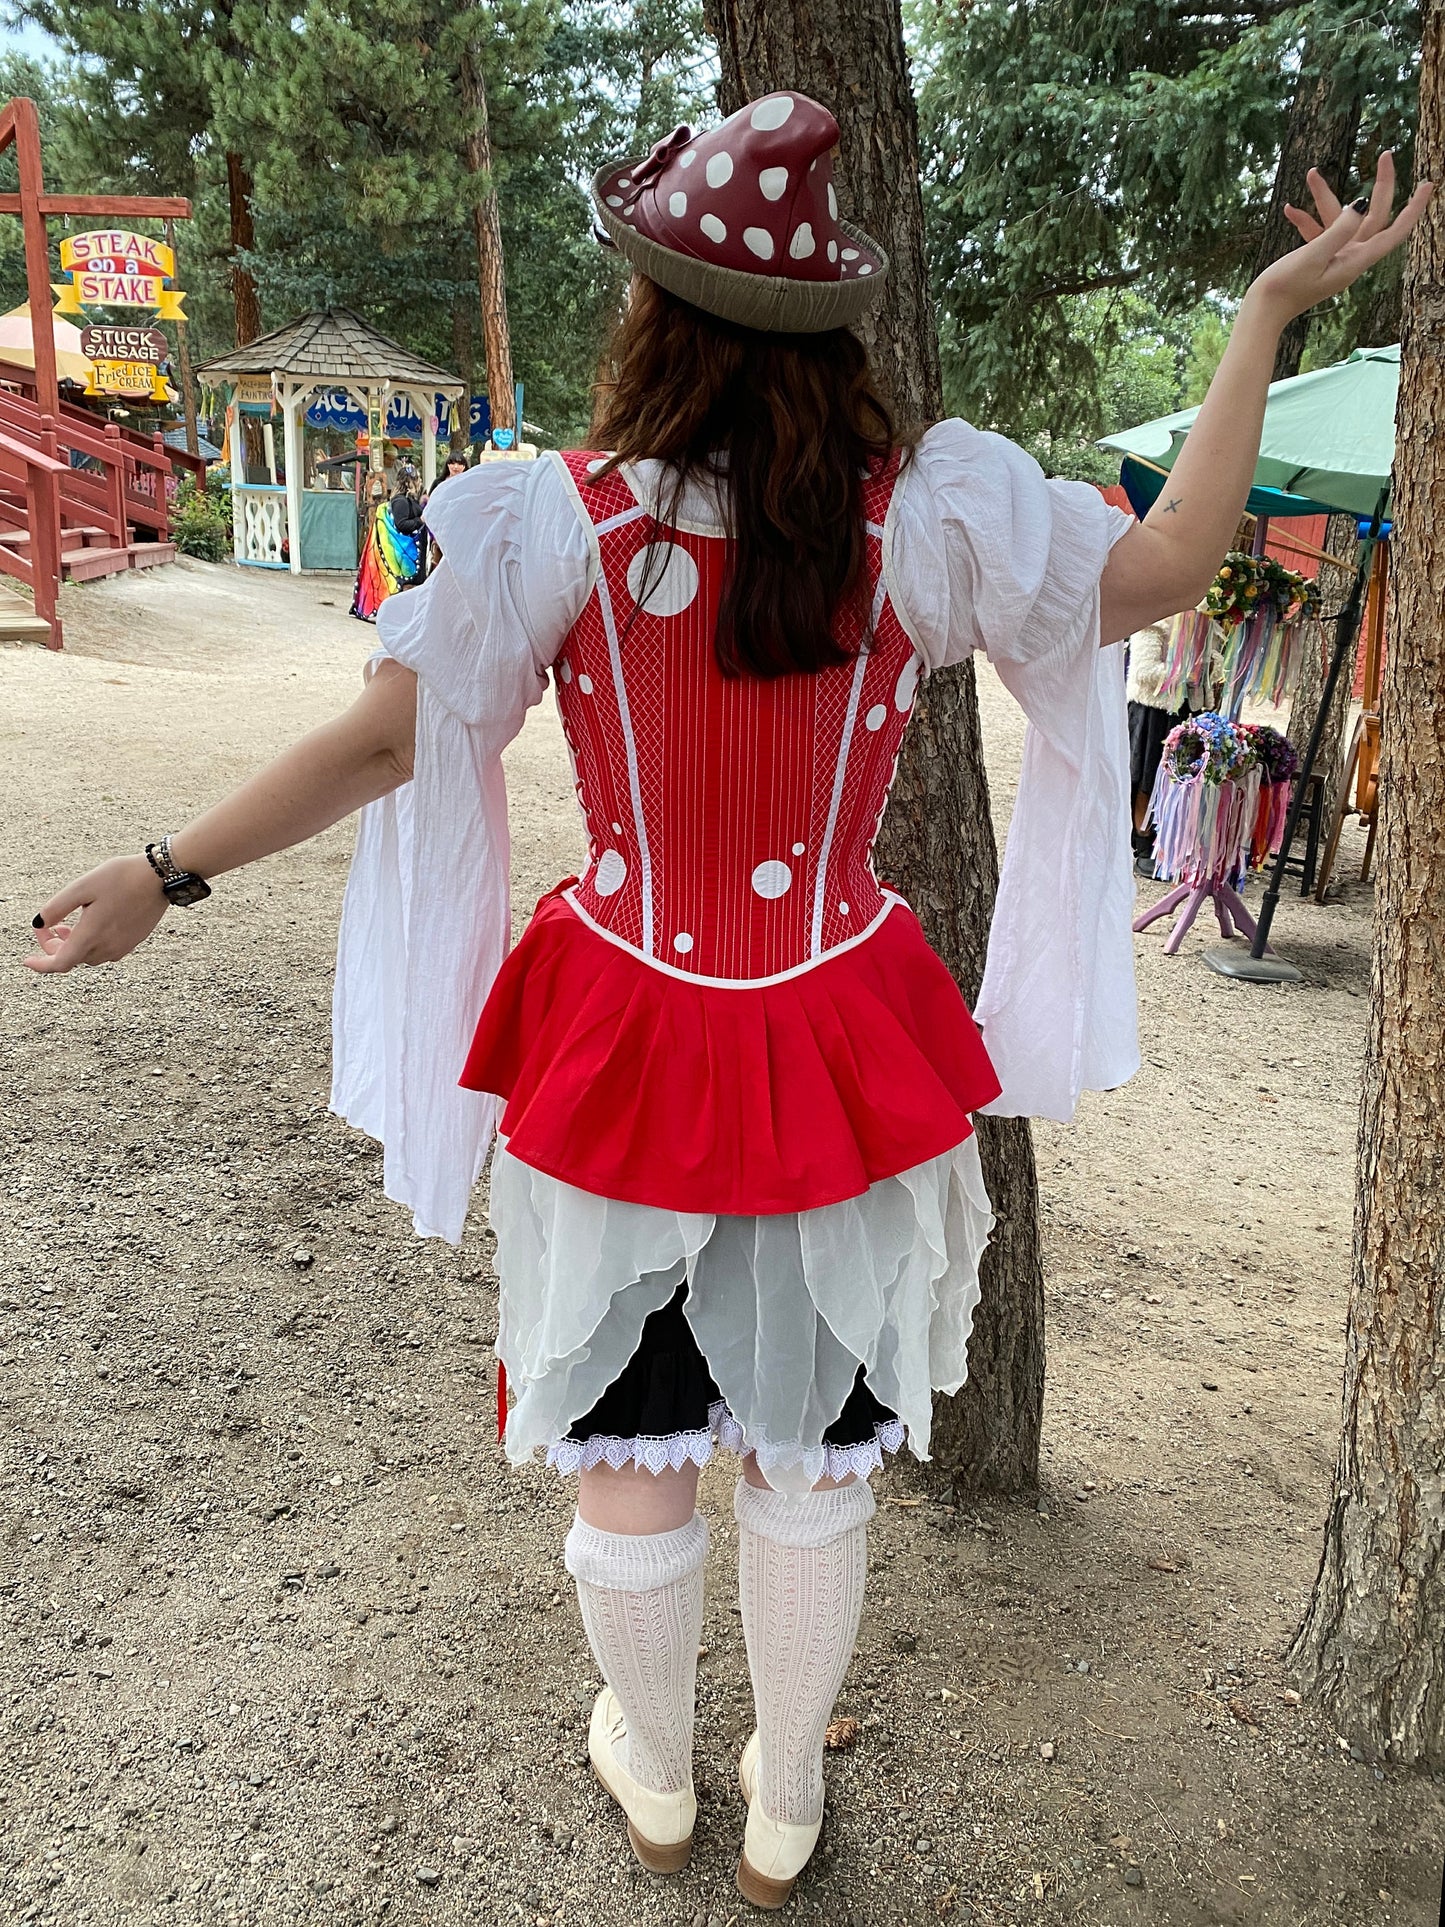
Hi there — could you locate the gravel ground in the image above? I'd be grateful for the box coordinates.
[3,558,1442,1927]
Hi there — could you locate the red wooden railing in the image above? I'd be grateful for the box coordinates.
[0,423,67,647]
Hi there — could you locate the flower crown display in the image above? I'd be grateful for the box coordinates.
[1158,552,1323,711]
[1148,715,1301,887]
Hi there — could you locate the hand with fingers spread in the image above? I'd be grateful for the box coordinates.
[1248,150,1433,325]
[26,857,170,975]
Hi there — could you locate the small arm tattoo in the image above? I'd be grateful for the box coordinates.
[1163,496,1182,514]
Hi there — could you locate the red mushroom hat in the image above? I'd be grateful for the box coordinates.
[591,91,888,334]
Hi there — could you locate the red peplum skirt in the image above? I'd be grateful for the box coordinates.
[461,888,1001,1216]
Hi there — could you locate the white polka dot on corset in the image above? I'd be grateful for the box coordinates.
[858,262,873,275]
[894,655,921,712]
[626,539,700,616]
[751,859,793,900]
[578,673,594,695]
[751,95,795,130]
[672,932,694,954]
[789,223,816,260]
[700,213,727,244]
[558,660,574,683]
[839,902,850,916]
[827,239,838,263]
[706,151,734,188]
[605,195,624,209]
[585,457,608,475]
[791,842,806,856]
[842,248,859,261]
[759,166,788,200]
[679,149,696,167]
[594,849,627,896]
[864,702,886,731]
[669,191,688,217]
[828,182,838,218]
[744,226,774,260]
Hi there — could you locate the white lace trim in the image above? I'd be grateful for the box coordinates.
[543,1400,908,1481]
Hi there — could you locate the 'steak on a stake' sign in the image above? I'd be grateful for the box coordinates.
[53,229,186,318]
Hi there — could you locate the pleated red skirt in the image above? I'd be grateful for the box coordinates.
[461,888,1001,1216]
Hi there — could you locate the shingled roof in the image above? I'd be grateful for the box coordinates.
[196,308,463,393]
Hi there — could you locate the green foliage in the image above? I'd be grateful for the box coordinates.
[170,472,233,562]
[914,0,1421,442]
[0,52,66,310]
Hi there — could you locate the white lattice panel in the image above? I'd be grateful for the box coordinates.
[238,488,286,566]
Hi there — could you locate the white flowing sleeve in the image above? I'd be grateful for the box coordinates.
[886,418,1140,1121]
[330,456,593,1243]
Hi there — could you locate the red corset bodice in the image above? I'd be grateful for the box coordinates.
[552,449,921,984]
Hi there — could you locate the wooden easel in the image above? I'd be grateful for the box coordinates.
[1314,539,1387,900]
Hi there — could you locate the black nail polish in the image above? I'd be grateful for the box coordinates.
[31,914,44,929]
[1351,195,1370,213]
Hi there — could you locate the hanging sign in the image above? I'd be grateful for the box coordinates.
[233,374,275,412]
[79,324,173,401]
[53,230,187,319]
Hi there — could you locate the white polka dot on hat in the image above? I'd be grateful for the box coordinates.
[594,92,885,289]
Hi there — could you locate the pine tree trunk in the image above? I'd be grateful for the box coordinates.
[1285,511,1358,798]
[703,0,1045,1492]
[451,301,475,453]
[1252,50,1361,380]
[458,37,516,437]
[1288,9,1445,1766]
[225,151,262,348]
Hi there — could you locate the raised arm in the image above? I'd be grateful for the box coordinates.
[24,658,418,975]
[1099,152,1432,646]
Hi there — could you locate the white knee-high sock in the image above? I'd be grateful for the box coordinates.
[564,1511,709,1795]
[735,1478,876,1828]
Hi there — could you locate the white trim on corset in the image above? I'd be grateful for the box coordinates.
[561,886,903,988]
[592,536,657,955]
[810,564,892,957]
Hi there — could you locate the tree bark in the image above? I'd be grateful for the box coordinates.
[1285,511,1358,797]
[1288,3,1445,1767]
[459,34,516,437]
[225,150,262,348]
[1252,49,1361,380]
[704,0,1045,1492]
[451,300,476,453]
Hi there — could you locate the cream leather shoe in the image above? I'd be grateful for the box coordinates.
[736,1728,824,1908]
[588,1686,695,1873]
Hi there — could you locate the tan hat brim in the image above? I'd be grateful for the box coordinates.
[591,168,889,335]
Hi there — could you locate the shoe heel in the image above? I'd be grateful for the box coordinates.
[627,1820,692,1873]
[737,1852,795,1908]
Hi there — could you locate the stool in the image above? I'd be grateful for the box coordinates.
[1279,768,1325,898]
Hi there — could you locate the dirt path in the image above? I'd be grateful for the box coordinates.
[3,560,1441,1927]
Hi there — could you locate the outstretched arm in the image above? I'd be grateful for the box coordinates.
[1098,152,1432,646]
[24,658,418,974]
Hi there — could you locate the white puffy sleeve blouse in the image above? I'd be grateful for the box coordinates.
[332,426,1139,1243]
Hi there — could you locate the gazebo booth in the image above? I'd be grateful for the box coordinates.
[196,309,464,573]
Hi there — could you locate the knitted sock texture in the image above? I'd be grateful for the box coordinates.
[735,1478,876,1828]
[564,1511,709,1796]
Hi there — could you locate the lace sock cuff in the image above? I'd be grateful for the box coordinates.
[563,1509,710,1590]
[734,1476,877,1549]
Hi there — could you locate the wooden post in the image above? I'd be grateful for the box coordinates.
[11,98,57,419]
[228,394,246,562]
[281,383,304,575]
[421,394,437,490]
[164,217,200,458]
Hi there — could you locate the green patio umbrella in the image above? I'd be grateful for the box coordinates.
[1098,344,1399,519]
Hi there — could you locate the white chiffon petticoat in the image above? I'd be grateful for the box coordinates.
[489,1132,995,1495]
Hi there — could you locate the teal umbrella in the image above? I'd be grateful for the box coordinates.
[1099,345,1399,520]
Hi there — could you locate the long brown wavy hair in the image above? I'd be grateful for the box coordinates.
[588,276,910,678]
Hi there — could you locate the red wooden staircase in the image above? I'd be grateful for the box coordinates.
[0,382,205,646]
